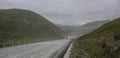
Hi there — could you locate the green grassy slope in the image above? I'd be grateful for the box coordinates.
[0,9,65,48]
[80,18,120,39]
[69,20,109,38]
[70,18,120,58]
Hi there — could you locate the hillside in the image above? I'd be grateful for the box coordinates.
[0,9,65,48]
[80,18,120,39]
[70,18,120,58]
[69,20,109,38]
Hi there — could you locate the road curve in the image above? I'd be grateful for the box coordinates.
[0,39,68,58]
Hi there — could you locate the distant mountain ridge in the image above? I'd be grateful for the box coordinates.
[57,24,79,33]
[69,20,110,38]
[57,20,109,39]
[80,18,120,38]
[0,9,65,47]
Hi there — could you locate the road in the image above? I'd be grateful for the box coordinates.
[0,39,68,58]
[64,43,73,58]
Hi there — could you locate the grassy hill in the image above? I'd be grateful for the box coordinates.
[70,18,120,58]
[0,9,65,48]
[69,20,109,38]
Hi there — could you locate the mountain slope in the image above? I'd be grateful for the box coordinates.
[69,20,109,38]
[0,9,65,47]
[70,18,120,58]
[80,18,120,39]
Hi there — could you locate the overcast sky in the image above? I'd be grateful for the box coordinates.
[0,0,120,26]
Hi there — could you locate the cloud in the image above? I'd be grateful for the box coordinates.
[0,0,119,26]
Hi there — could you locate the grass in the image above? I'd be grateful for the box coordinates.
[70,18,120,58]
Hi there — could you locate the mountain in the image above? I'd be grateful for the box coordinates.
[0,9,65,47]
[69,20,109,38]
[71,18,120,58]
[57,24,79,34]
[80,18,120,39]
